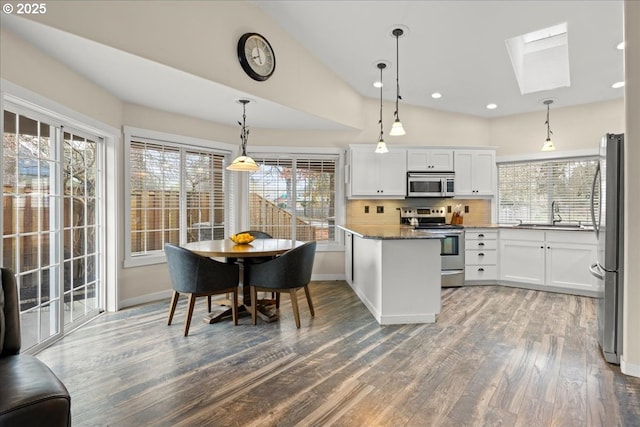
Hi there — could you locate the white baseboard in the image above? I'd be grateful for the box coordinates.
[119,290,172,309]
[310,274,345,281]
[621,356,640,378]
[117,277,345,310]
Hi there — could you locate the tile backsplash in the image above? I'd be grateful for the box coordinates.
[346,198,492,226]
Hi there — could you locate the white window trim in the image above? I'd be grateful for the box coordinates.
[2,80,120,312]
[497,148,598,164]
[123,126,235,268]
[246,146,346,252]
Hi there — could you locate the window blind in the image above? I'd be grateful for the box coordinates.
[498,157,597,224]
[248,155,337,242]
[128,140,226,256]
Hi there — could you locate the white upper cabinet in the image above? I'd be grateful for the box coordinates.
[348,146,407,198]
[454,149,496,197]
[407,149,454,171]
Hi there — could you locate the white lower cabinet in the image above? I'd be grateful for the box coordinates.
[498,229,597,296]
[545,232,598,293]
[465,229,498,282]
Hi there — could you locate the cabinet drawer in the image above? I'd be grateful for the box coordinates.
[466,239,497,250]
[465,265,497,281]
[465,230,497,240]
[465,250,497,265]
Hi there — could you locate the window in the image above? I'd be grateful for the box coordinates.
[498,157,598,224]
[3,106,104,351]
[248,154,338,244]
[125,130,230,265]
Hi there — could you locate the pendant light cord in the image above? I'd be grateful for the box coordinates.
[394,29,402,121]
[545,103,552,140]
[379,64,384,140]
[240,100,249,156]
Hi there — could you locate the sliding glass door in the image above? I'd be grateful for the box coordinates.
[2,108,104,351]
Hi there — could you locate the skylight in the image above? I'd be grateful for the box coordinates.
[506,23,571,95]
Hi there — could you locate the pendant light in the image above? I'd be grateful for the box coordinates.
[227,99,259,171]
[375,62,389,153]
[541,99,556,152]
[390,28,406,136]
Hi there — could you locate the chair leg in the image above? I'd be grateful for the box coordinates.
[168,290,180,325]
[207,295,212,313]
[275,293,281,309]
[251,286,258,325]
[290,288,301,328]
[304,285,315,317]
[184,293,197,337]
[232,288,238,326]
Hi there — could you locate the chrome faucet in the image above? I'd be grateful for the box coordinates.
[551,200,562,225]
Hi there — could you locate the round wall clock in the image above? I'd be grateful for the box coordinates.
[237,32,276,81]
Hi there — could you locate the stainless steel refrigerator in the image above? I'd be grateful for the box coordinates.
[589,133,624,364]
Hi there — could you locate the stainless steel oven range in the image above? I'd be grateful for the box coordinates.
[400,207,464,287]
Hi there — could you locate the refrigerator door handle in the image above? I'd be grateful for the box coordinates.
[590,162,601,239]
[589,263,604,280]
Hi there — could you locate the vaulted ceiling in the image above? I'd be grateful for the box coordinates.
[1,1,625,130]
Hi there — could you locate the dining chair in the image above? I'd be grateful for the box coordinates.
[246,241,316,328]
[164,243,240,336]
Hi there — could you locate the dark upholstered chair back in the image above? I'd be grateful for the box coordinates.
[1,267,21,357]
[247,241,316,290]
[164,243,239,294]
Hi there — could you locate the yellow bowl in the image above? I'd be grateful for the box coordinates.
[229,233,255,245]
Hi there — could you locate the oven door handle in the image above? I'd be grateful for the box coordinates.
[441,269,464,276]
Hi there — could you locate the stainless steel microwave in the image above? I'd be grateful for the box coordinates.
[407,172,455,197]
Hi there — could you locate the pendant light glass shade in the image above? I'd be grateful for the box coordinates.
[375,140,389,153]
[390,28,406,137]
[390,119,406,136]
[375,62,389,153]
[541,99,556,152]
[227,155,259,171]
[227,99,259,172]
[541,138,555,152]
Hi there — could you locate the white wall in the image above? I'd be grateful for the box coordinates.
[24,0,364,130]
[0,27,123,127]
[489,99,624,156]
[622,0,640,377]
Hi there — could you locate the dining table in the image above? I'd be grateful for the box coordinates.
[181,238,304,323]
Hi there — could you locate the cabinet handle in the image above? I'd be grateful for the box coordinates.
[478,242,485,247]
[540,246,544,249]
[478,268,485,272]
[547,246,551,249]
[478,253,485,257]
[478,234,485,238]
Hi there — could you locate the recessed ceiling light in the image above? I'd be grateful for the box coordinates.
[612,81,625,89]
[373,81,383,88]
[617,42,625,50]
[486,103,498,110]
[431,92,442,99]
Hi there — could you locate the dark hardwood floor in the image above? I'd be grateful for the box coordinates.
[36,282,640,426]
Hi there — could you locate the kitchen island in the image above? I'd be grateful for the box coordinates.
[339,225,443,325]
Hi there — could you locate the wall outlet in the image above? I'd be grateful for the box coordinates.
[447,205,452,213]
[464,205,470,213]
[377,206,384,214]
[364,205,369,213]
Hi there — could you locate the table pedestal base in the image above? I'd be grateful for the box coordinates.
[202,300,279,324]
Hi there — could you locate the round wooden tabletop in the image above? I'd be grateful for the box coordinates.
[181,238,303,258]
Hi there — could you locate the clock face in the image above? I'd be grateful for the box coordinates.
[238,33,276,81]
